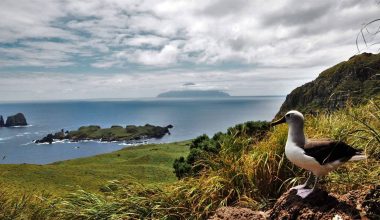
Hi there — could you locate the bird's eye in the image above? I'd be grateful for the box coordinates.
[286,113,293,118]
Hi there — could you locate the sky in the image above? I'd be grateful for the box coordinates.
[0,0,379,101]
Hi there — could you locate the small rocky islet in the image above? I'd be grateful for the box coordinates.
[34,124,173,144]
[0,113,28,127]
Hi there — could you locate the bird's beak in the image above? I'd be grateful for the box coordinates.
[271,116,286,126]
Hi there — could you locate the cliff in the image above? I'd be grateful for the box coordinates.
[276,53,380,117]
[4,113,27,127]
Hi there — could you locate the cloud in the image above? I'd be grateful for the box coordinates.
[123,43,180,66]
[0,0,379,100]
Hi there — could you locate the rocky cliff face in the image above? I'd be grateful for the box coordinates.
[276,53,380,118]
[5,113,28,127]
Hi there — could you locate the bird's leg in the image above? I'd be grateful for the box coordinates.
[296,176,318,199]
[290,172,313,190]
[310,176,318,190]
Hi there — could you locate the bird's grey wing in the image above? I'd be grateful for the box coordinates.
[304,141,360,165]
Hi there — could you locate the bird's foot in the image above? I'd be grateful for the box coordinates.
[296,188,314,199]
[290,184,306,190]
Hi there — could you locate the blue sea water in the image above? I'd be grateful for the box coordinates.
[0,97,284,164]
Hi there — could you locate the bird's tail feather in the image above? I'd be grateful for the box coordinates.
[349,152,367,161]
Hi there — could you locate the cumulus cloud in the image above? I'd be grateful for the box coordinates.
[0,0,379,100]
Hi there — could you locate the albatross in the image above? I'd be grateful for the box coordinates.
[271,110,366,198]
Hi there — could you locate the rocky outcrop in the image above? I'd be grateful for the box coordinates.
[0,116,4,127]
[35,134,54,144]
[276,53,380,118]
[210,186,380,220]
[35,124,173,143]
[5,113,27,127]
[269,186,379,219]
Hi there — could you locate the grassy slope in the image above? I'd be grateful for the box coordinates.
[0,141,190,195]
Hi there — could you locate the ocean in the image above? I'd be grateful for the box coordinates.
[0,97,284,164]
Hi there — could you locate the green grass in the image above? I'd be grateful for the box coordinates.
[0,141,190,196]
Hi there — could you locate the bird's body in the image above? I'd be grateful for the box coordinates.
[285,138,359,177]
[285,140,329,177]
[272,110,366,198]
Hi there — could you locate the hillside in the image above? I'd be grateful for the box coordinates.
[276,53,380,117]
[0,141,189,196]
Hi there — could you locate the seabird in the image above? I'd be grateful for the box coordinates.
[271,110,366,198]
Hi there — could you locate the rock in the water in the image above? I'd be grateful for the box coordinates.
[5,113,27,127]
[209,207,266,220]
[0,115,4,127]
[35,134,54,144]
[269,186,380,220]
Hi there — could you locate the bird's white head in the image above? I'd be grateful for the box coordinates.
[271,110,306,146]
[271,110,304,127]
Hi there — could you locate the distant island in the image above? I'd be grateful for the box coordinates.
[35,124,173,144]
[157,90,230,98]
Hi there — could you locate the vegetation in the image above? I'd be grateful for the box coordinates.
[0,141,190,196]
[0,98,378,219]
[277,52,380,117]
[173,121,270,179]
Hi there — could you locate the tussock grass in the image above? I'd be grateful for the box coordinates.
[0,188,52,220]
[162,98,380,218]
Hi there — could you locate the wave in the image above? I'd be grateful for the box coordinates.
[118,140,149,146]
[118,143,134,146]
[10,125,33,128]
[0,136,14,141]
[35,142,51,145]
